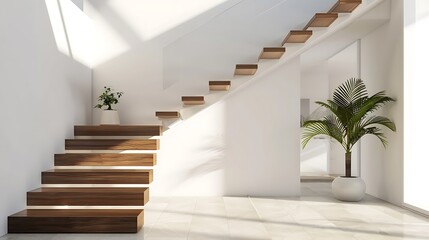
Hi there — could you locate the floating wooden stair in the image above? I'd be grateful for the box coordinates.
[9,124,158,233]
[259,47,286,59]
[304,13,338,29]
[65,139,160,150]
[27,188,149,206]
[74,125,162,136]
[234,64,258,75]
[330,0,362,13]
[182,96,205,105]
[54,153,156,166]
[156,111,180,119]
[8,209,144,233]
[282,30,313,45]
[209,81,231,91]
[42,169,153,184]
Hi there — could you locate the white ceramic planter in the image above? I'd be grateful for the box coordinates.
[332,176,366,202]
[100,110,120,125]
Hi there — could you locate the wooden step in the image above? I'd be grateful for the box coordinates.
[8,209,143,233]
[182,96,205,105]
[282,30,312,45]
[156,111,180,119]
[304,13,338,29]
[234,64,258,75]
[74,125,162,137]
[65,139,159,150]
[42,169,153,184]
[209,81,231,91]
[54,153,156,166]
[27,187,149,206]
[329,0,362,13]
[259,47,286,59]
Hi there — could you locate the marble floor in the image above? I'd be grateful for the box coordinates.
[1,182,429,240]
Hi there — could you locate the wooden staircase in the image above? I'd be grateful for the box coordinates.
[8,125,160,233]
[7,0,363,234]
[155,0,362,120]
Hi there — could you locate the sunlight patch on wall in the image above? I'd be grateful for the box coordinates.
[83,0,131,67]
[45,0,70,56]
[45,0,93,67]
[106,0,228,41]
[404,0,429,213]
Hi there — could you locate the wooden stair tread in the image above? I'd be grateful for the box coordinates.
[209,81,231,91]
[234,64,258,75]
[182,96,205,105]
[29,187,148,192]
[282,30,313,45]
[304,13,338,29]
[54,153,156,166]
[27,188,149,206]
[329,0,362,13]
[42,169,153,184]
[156,111,180,118]
[8,209,144,233]
[65,139,160,150]
[10,209,143,217]
[44,169,152,172]
[259,47,286,59]
[74,125,162,137]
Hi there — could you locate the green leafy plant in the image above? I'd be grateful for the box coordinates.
[94,86,124,110]
[302,78,396,177]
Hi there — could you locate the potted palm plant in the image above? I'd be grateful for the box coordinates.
[94,86,124,125]
[302,78,396,201]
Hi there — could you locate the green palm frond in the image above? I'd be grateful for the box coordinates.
[350,91,395,124]
[361,116,396,131]
[302,116,344,150]
[302,78,396,152]
[333,78,367,108]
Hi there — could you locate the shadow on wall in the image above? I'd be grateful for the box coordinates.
[178,135,225,187]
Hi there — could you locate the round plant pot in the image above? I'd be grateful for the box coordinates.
[100,110,120,125]
[332,176,366,202]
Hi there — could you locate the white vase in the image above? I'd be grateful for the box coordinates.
[332,176,366,202]
[100,110,120,125]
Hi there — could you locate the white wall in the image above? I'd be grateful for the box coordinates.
[301,138,330,174]
[84,0,337,196]
[360,0,403,205]
[300,63,330,175]
[301,63,330,114]
[403,0,429,213]
[152,58,301,196]
[327,42,360,176]
[0,0,92,236]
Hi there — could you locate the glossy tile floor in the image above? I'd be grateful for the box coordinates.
[2,182,429,240]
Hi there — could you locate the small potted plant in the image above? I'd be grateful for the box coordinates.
[302,78,395,201]
[94,86,124,125]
